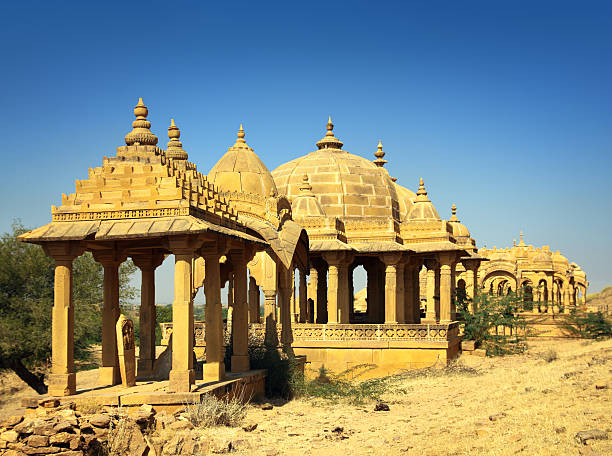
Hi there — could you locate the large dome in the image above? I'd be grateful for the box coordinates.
[208,125,277,198]
[272,118,400,220]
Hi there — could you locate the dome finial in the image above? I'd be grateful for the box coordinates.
[373,140,387,167]
[449,203,460,222]
[416,178,430,201]
[125,98,158,146]
[316,116,344,150]
[165,118,188,160]
[236,124,246,143]
[299,173,315,196]
[518,231,526,246]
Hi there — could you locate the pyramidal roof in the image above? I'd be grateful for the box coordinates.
[20,100,264,245]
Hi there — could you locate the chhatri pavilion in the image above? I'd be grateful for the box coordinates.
[468,233,588,312]
[21,99,488,399]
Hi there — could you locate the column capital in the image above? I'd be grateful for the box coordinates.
[424,258,438,270]
[43,241,84,262]
[382,252,402,266]
[199,239,227,259]
[322,251,353,267]
[168,235,206,256]
[461,258,480,271]
[438,251,457,266]
[131,251,164,270]
[93,249,127,266]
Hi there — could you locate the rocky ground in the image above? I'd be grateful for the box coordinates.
[1,338,611,455]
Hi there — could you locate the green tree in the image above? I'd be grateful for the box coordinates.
[0,222,136,393]
[457,291,528,355]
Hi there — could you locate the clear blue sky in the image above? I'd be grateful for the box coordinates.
[1,1,611,303]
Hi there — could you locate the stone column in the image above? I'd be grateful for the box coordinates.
[450,261,457,320]
[382,254,402,324]
[279,269,294,352]
[323,253,350,324]
[289,268,297,323]
[230,250,249,372]
[326,262,339,323]
[93,251,125,387]
[248,276,260,323]
[412,263,421,323]
[317,264,328,323]
[439,253,453,322]
[435,266,441,320]
[299,269,307,323]
[308,266,318,323]
[202,249,225,383]
[423,260,437,322]
[226,274,234,328]
[404,264,414,323]
[169,246,196,392]
[132,252,163,378]
[263,289,278,346]
[46,243,81,397]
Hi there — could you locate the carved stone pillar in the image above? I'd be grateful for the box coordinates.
[248,276,260,323]
[132,252,163,378]
[308,266,318,323]
[263,289,278,346]
[202,248,224,383]
[45,243,81,396]
[439,253,453,322]
[382,253,402,324]
[93,250,126,387]
[279,269,294,351]
[230,250,249,372]
[169,245,196,392]
[424,259,437,322]
[316,263,328,323]
[323,253,350,324]
[450,261,457,320]
[404,263,414,323]
[299,269,307,323]
[412,263,421,323]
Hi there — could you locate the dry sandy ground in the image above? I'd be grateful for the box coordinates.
[2,338,611,455]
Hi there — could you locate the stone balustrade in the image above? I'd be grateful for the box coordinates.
[160,321,459,347]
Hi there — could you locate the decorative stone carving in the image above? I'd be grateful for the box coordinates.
[116,314,136,387]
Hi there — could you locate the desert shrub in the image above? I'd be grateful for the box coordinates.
[290,365,389,405]
[184,391,248,428]
[562,311,612,339]
[542,349,558,362]
[457,291,528,356]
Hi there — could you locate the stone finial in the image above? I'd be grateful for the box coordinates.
[416,178,430,202]
[165,119,188,160]
[125,98,159,146]
[316,116,344,150]
[449,203,460,222]
[373,140,387,167]
[518,231,526,246]
[299,173,315,196]
[236,124,246,144]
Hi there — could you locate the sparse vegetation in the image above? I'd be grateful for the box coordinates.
[542,348,558,362]
[457,291,528,356]
[562,311,612,339]
[184,391,249,428]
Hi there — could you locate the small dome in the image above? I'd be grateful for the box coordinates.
[532,250,553,268]
[448,204,470,238]
[272,118,400,220]
[407,179,440,221]
[552,250,569,265]
[208,125,277,197]
[394,182,417,221]
[292,174,325,217]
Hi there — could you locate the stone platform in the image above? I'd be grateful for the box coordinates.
[30,369,266,414]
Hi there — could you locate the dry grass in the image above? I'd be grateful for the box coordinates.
[184,390,249,428]
[182,338,612,456]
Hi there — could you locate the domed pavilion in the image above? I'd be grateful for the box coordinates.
[271,118,484,373]
[471,233,588,313]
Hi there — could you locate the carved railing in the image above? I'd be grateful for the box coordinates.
[160,321,460,346]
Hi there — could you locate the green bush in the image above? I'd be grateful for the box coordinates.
[562,311,612,339]
[457,291,528,356]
